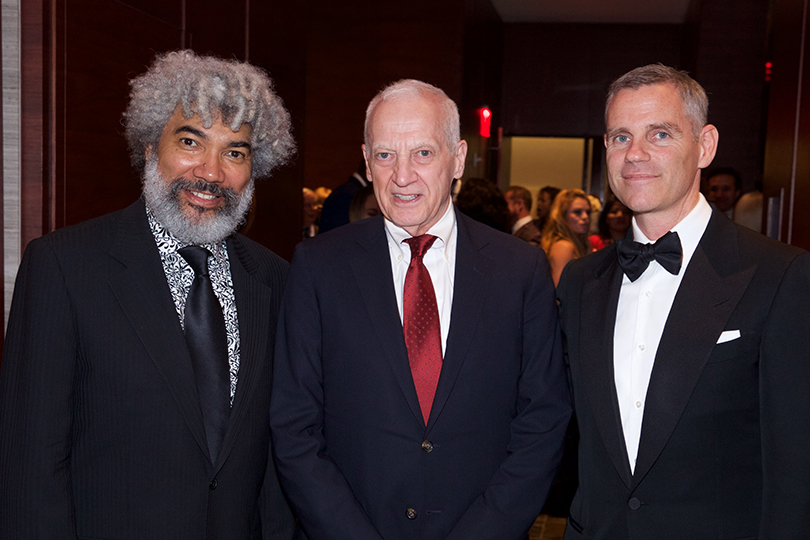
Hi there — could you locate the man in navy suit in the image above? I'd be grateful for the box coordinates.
[0,50,296,539]
[558,64,810,539]
[271,80,571,540]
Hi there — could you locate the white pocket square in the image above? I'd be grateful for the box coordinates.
[717,330,741,344]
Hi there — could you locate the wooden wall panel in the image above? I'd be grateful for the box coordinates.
[58,0,181,229]
[185,0,247,59]
[241,0,307,261]
[20,0,47,251]
[302,0,466,191]
[692,0,770,193]
[501,23,683,138]
[762,0,810,249]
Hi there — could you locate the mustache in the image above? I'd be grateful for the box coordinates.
[168,178,239,206]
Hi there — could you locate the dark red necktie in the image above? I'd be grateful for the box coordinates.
[403,234,442,425]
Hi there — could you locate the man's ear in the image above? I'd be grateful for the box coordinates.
[453,140,468,180]
[361,144,372,182]
[697,124,719,169]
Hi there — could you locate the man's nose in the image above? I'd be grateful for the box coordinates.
[625,138,650,163]
[392,158,416,186]
[192,156,225,183]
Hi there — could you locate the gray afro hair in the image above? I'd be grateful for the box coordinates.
[124,50,295,179]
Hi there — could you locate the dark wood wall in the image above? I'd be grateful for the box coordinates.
[501,23,684,138]
[300,0,503,190]
[763,0,810,250]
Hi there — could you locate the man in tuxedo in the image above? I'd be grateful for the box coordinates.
[318,160,369,233]
[505,186,543,247]
[557,64,810,539]
[0,50,296,539]
[271,80,571,540]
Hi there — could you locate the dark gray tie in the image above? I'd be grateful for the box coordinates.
[179,246,230,464]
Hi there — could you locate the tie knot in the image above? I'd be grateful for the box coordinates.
[404,234,438,260]
[179,246,212,277]
[616,230,682,282]
[638,242,658,264]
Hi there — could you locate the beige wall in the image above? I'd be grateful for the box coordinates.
[502,136,585,216]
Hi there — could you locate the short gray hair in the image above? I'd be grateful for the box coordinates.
[364,79,459,150]
[605,63,708,140]
[124,50,295,179]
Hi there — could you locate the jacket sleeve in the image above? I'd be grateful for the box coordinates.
[0,238,79,539]
[444,249,572,540]
[270,244,385,540]
[759,251,810,537]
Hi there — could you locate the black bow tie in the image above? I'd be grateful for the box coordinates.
[616,231,682,282]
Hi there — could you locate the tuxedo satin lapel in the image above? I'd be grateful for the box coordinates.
[580,251,633,487]
[108,200,209,460]
[212,237,272,471]
[349,220,424,429]
[426,213,492,432]
[632,216,755,487]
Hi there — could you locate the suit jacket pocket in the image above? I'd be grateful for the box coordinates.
[706,331,757,364]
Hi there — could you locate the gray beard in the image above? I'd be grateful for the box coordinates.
[141,155,254,244]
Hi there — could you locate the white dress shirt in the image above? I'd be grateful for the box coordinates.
[385,201,457,355]
[614,194,712,472]
[512,215,534,234]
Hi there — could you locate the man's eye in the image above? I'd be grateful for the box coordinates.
[654,132,670,140]
[418,150,431,157]
[614,135,629,143]
[376,152,390,160]
[180,138,197,147]
[228,150,245,159]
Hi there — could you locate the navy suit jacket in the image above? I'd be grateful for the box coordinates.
[0,199,294,540]
[271,209,571,540]
[557,209,810,539]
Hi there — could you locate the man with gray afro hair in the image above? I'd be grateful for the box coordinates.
[125,49,294,180]
[0,49,296,539]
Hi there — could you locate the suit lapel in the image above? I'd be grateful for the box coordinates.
[426,212,493,431]
[579,248,634,487]
[349,218,425,429]
[212,236,273,471]
[107,200,209,460]
[632,211,755,487]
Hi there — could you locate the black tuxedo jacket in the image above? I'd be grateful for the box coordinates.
[0,199,294,540]
[271,209,572,540]
[557,208,810,539]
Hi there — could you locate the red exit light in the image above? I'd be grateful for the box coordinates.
[478,107,492,138]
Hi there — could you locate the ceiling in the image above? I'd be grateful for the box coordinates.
[491,0,693,24]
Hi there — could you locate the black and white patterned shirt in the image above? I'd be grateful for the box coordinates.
[146,206,241,403]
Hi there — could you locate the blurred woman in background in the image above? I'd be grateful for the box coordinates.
[590,194,632,251]
[541,189,591,287]
[348,184,380,223]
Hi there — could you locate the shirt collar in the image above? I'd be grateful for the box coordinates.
[145,204,228,264]
[512,215,534,234]
[352,172,368,188]
[384,199,456,260]
[631,193,712,267]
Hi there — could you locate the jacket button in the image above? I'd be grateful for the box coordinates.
[406,508,418,520]
[210,478,218,490]
[421,440,434,453]
[628,497,641,510]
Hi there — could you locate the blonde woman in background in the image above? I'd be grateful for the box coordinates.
[541,189,591,286]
